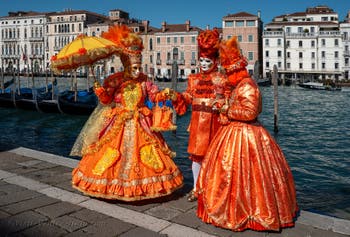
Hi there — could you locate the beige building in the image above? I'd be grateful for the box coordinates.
[222,11,263,77]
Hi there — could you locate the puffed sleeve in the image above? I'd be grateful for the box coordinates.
[94,74,119,105]
[227,79,261,122]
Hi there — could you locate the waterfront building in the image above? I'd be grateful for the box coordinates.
[262,5,344,82]
[0,11,47,75]
[222,11,263,77]
[340,11,350,80]
[145,21,202,80]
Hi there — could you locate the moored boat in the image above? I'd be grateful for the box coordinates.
[298,82,341,91]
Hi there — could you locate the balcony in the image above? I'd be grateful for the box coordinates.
[29,36,44,42]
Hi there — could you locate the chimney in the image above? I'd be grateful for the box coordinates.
[186,20,190,31]
[162,21,166,32]
[143,20,149,33]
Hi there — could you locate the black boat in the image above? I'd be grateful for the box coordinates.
[36,91,60,113]
[57,89,97,115]
[0,79,16,108]
[14,85,53,111]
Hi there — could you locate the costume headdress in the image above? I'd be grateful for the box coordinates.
[197,28,220,60]
[102,25,144,68]
[219,36,248,74]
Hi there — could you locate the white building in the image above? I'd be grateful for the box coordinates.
[263,6,344,82]
[0,11,47,74]
[340,11,350,80]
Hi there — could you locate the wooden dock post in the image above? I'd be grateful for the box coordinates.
[272,65,279,133]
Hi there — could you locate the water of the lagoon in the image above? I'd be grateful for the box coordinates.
[0,82,349,220]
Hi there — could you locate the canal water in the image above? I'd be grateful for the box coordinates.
[0,82,349,220]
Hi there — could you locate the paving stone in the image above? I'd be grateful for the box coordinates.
[35,201,82,219]
[21,222,68,237]
[0,210,48,235]
[23,166,71,185]
[70,208,110,223]
[79,217,135,237]
[120,226,167,237]
[197,222,234,237]
[163,194,197,212]
[0,209,11,219]
[145,205,183,220]
[170,208,203,228]
[268,223,312,237]
[0,189,42,206]
[2,194,59,214]
[52,215,88,232]
[0,183,27,194]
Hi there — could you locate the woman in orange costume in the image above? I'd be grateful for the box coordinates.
[196,37,298,231]
[171,28,228,201]
[71,25,183,201]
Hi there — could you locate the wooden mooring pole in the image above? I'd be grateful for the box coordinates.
[272,65,279,133]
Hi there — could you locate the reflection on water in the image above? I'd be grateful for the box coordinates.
[0,83,349,220]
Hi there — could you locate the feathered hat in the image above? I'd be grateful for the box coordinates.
[197,28,220,60]
[102,25,144,68]
[219,36,247,74]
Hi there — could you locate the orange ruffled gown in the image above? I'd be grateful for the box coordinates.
[71,73,183,201]
[197,77,298,231]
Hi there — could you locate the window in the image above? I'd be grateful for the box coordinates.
[322,51,325,58]
[312,63,315,69]
[287,52,290,58]
[149,38,153,51]
[299,52,303,58]
[299,41,303,47]
[322,63,325,69]
[299,63,303,69]
[311,40,315,47]
[180,37,184,43]
[286,40,290,47]
[246,20,255,26]
[237,35,242,42]
[298,27,303,33]
[335,51,339,58]
[311,52,315,58]
[277,38,282,46]
[286,27,291,33]
[157,37,160,44]
[265,39,269,46]
[321,39,326,46]
[278,51,282,57]
[248,35,253,42]
[236,21,244,27]
[265,51,269,57]
[174,37,177,44]
[225,21,233,27]
[248,52,253,61]
[335,39,339,46]
[192,36,195,43]
[266,62,270,68]
[278,62,282,68]
[335,63,339,69]
[287,63,290,69]
[167,37,170,43]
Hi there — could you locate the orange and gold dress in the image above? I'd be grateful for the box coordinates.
[71,72,183,201]
[197,77,298,231]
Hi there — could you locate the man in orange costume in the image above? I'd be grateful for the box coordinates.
[171,28,228,201]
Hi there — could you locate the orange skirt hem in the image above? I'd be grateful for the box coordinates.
[72,170,184,201]
[197,194,297,232]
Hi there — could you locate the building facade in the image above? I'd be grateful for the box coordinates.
[340,11,350,80]
[263,6,344,81]
[222,11,263,77]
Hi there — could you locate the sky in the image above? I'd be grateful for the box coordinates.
[0,0,350,29]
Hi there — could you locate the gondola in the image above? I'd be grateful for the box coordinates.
[57,89,97,115]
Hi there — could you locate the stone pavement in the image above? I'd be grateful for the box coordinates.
[0,147,349,237]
